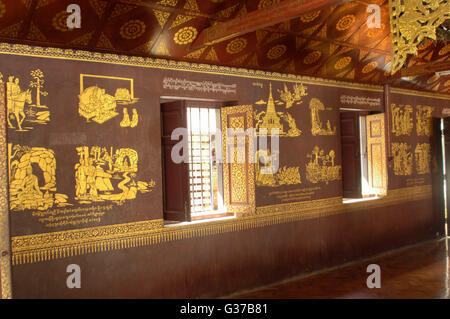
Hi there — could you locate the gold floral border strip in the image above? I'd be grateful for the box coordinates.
[10,185,432,266]
[0,84,12,298]
[0,42,383,92]
[390,87,450,101]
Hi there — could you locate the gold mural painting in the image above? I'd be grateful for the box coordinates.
[391,103,413,136]
[415,143,431,175]
[8,143,70,211]
[309,98,336,136]
[306,146,341,184]
[4,69,50,131]
[255,150,301,187]
[254,82,307,137]
[416,105,434,137]
[75,146,155,205]
[79,74,140,127]
[392,142,413,176]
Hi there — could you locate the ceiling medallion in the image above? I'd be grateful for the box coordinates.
[226,38,247,54]
[303,50,322,64]
[174,26,198,45]
[120,20,146,40]
[362,61,378,73]
[336,14,355,31]
[52,11,72,32]
[0,1,5,19]
[258,0,281,10]
[389,0,450,74]
[334,56,352,70]
[267,44,287,59]
[300,10,321,23]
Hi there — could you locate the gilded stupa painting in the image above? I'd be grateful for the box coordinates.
[255,82,306,137]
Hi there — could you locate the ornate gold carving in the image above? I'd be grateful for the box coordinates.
[309,98,336,136]
[79,74,139,126]
[254,82,306,137]
[416,105,434,137]
[158,0,178,6]
[221,105,255,215]
[174,26,198,45]
[120,20,146,40]
[336,14,355,31]
[226,38,247,55]
[267,44,287,60]
[75,146,155,205]
[306,147,341,184]
[391,103,413,136]
[0,80,12,298]
[415,143,431,174]
[389,0,450,74]
[392,142,413,175]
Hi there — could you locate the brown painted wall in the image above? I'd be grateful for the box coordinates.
[1,45,449,298]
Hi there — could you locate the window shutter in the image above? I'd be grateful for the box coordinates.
[161,101,191,221]
[221,105,255,216]
[366,113,387,195]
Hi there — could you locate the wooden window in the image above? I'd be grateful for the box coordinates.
[162,102,254,222]
[340,111,387,200]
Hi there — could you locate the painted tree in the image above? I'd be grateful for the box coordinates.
[29,69,48,106]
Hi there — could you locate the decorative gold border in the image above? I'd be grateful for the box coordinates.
[390,87,450,101]
[0,83,12,298]
[0,42,383,92]
[10,185,432,265]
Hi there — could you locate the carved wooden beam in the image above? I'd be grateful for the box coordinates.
[191,0,350,49]
[391,60,450,78]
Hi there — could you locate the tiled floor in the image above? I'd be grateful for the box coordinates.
[232,238,450,298]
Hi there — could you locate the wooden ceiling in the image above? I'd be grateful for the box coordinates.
[0,0,449,94]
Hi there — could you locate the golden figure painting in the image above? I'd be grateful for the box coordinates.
[254,82,307,137]
[306,146,341,184]
[415,143,431,175]
[309,98,336,136]
[75,146,155,205]
[391,103,413,136]
[8,144,69,211]
[255,150,301,187]
[4,69,50,131]
[392,142,413,176]
[416,105,433,137]
[79,74,140,127]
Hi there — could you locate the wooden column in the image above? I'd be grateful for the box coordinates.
[0,81,12,299]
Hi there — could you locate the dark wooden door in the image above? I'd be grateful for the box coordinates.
[161,101,191,222]
[340,112,362,198]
